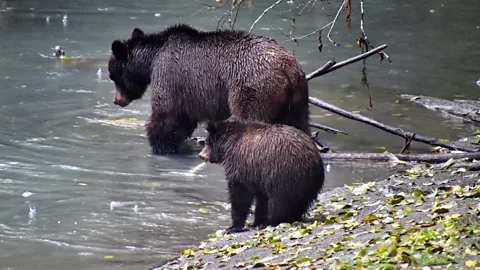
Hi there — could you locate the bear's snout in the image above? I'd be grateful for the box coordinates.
[198,147,210,161]
[113,90,131,107]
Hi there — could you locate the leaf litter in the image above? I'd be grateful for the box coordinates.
[158,160,480,270]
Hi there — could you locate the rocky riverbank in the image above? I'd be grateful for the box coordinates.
[154,153,480,270]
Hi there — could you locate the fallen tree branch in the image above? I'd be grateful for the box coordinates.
[309,122,348,135]
[309,97,479,152]
[321,152,480,162]
[451,162,480,171]
[306,44,388,80]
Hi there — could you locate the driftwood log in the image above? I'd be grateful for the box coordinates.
[321,152,480,163]
[303,44,479,159]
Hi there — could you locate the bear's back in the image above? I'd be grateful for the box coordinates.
[233,123,321,166]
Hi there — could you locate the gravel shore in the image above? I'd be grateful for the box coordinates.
[154,153,479,270]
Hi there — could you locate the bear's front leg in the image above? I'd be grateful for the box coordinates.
[225,181,254,234]
[146,114,196,155]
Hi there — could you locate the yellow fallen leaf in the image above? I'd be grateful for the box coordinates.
[465,260,478,267]
[104,255,115,259]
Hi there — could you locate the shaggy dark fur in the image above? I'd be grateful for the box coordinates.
[199,118,324,233]
[108,24,310,154]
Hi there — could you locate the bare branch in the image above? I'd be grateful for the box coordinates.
[191,0,229,17]
[308,96,479,153]
[360,0,391,62]
[230,0,245,29]
[327,0,346,46]
[249,0,284,33]
[309,122,348,135]
[282,21,334,44]
[306,44,388,80]
[216,0,237,29]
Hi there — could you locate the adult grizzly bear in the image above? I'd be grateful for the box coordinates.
[199,118,325,233]
[108,24,310,154]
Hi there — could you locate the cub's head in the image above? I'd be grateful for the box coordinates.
[108,28,149,107]
[199,118,245,164]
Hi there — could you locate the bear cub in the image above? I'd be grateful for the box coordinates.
[199,117,325,233]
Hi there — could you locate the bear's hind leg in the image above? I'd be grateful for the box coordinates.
[226,181,254,234]
[252,194,268,229]
[267,197,304,227]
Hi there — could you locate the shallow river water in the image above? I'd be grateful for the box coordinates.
[0,0,479,269]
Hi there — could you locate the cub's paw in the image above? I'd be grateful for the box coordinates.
[224,226,249,234]
[249,222,268,230]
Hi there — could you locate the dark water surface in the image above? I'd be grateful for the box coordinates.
[0,0,479,269]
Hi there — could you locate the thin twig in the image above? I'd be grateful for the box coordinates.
[274,0,316,15]
[230,0,244,29]
[360,0,391,62]
[306,44,387,80]
[310,122,348,135]
[192,0,229,17]
[327,0,346,46]
[399,133,415,153]
[249,0,284,33]
[282,21,334,44]
[216,0,235,29]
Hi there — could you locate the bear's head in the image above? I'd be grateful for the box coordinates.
[199,118,245,164]
[108,28,150,107]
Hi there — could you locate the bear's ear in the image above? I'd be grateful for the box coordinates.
[132,28,145,40]
[111,40,128,59]
[206,121,217,134]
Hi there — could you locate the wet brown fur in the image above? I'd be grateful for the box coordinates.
[200,118,324,233]
[108,24,310,154]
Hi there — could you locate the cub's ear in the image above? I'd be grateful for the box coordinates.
[206,121,217,134]
[111,40,128,59]
[132,28,145,40]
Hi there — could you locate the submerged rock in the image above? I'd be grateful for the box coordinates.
[400,94,480,124]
